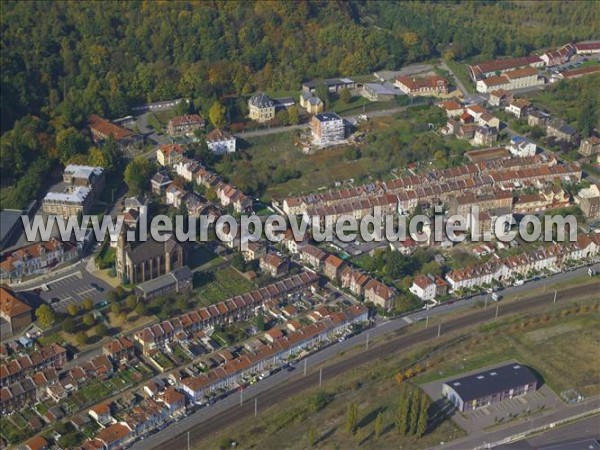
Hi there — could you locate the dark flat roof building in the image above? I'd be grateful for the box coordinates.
[135,266,193,300]
[0,210,22,251]
[442,363,538,412]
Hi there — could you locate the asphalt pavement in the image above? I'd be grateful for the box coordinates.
[15,261,112,313]
[135,271,600,450]
[498,414,600,449]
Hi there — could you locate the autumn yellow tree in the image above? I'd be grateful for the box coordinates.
[209,101,227,129]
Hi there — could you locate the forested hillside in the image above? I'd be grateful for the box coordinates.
[1,1,598,207]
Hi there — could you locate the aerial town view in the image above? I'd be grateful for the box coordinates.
[0,2,599,450]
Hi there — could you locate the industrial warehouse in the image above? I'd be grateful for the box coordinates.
[442,363,539,412]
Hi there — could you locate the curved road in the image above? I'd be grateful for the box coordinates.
[138,280,600,450]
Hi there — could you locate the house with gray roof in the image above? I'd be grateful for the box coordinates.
[248,92,275,122]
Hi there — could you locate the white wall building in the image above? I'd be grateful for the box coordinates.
[206,129,236,155]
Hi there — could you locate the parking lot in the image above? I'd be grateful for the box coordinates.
[32,271,112,313]
[421,361,563,434]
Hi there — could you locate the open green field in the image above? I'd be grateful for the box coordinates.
[444,59,475,94]
[201,345,464,450]
[229,106,466,201]
[415,306,600,398]
[201,294,598,450]
[236,130,382,200]
[196,267,254,306]
[527,73,599,128]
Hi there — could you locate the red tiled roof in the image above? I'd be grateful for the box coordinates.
[88,115,134,141]
[0,286,32,318]
[561,66,600,78]
[413,275,434,290]
[169,114,204,127]
[439,101,462,111]
[324,254,345,269]
[206,128,234,142]
[575,42,600,52]
[96,422,130,445]
[159,143,184,157]
[23,435,48,450]
[504,66,538,79]
[470,56,541,77]
[396,74,448,90]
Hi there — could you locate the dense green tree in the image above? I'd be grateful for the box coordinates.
[578,96,597,138]
[287,106,300,125]
[396,383,410,435]
[83,313,95,327]
[67,304,79,316]
[95,323,109,337]
[82,298,94,311]
[307,426,317,447]
[135,302,148,316]
[209,101,227,129]
[107,290,121,303]
[124,156,152,195]
[76,332,88,346]
[345,402,358,435]
[255,312,265,332]
[62,317,76,333]
[56,127,88,164]
[125,295,138,310]
[111,303,122,316]
[409,388,421,435]
[231,253,246,272]
[416,390,430,437]
[36,304,56,328]
[374,412,384,440]
[276,109,289,126]
[340,87,352,103]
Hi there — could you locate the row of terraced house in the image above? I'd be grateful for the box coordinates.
[298,245,397,310]
[133,272,319,355]
[445,234,600,290]
[177,304,368,403]
[281,156,582,219]
[174,157,253,214]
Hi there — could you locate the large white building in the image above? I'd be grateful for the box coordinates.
[310,112,345,147]
[508,136,537,158]
[476,67,543,94]
[206,129,236,154]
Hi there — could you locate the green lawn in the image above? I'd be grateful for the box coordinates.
[34,402,49,416]
[79,379,113,404]
[236,110,446,201]
[0,414,33,444]
[187,244,220,269]
[196,267,254,306]
[527,73,599,127]
[444,59,475,94]
[415,308,600,397]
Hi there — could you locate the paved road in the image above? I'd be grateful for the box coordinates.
[498,414,600,449]
[135,277,600,450]
[136,111,171,146]
[442,401,600,450]
[15,261,112,313]
[237,105,411,139]
[440,60,470,97]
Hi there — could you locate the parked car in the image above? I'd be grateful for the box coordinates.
[492,293,502,301]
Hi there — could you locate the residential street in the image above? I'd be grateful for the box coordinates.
[439,59,470,96]
[498,414,600,449]
[237,105,412,139]
[134,271,600,450]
